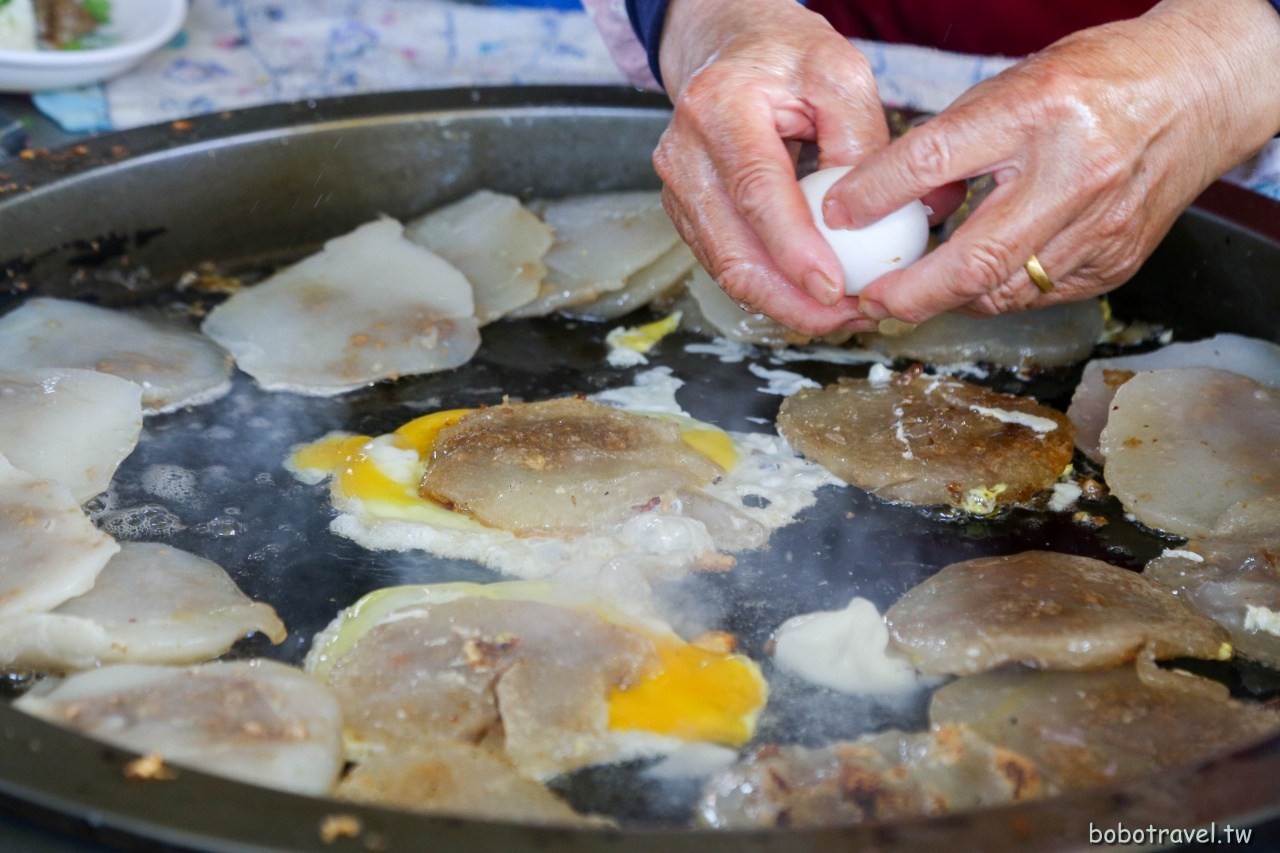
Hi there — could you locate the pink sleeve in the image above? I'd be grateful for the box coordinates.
[580,0,663,91]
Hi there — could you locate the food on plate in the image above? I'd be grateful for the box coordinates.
[771,596,924,695]
[1145,502,1280,667]
[36,0,108,48]
[202,218,479,396]
[777,366,1073,514]
[0,452,117,617]
[697,725,1045,829]
[0,542,285,672]
[509,191,682,318]
[930,656,1280,791]
[0,297,232,414]
[0,0,37,50]
[404,189,553,325]
[0,367,141,504]
[566,242,696,322]
[798,166,930,295]
[335,743,602,826]
[0,0,108,51]
[305,582,767,780]
[885,551,1230,676]
[287,369,836,581]
[1068,333,1280,462]
[1099,367,1279,537]
[864,300,1106,369]
[13,660,344,796]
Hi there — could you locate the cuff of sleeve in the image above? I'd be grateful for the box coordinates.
[625,0,672,89]
[581,0,663,90]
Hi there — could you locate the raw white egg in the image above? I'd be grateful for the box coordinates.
[799,166,930,295]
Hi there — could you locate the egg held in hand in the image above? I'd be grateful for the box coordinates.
[799,166,930,295]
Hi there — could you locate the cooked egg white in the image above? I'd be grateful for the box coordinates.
[287,368,838,584]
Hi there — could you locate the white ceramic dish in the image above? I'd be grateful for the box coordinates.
[0,0,187,93]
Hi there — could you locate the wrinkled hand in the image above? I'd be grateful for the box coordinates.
[824,0,1280,324]
[653,0,891,335]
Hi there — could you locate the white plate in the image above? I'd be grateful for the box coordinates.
[0,0,187,93]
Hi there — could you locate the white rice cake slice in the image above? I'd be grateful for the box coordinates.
[0,297,233,415]
[202,219,480,396]
[1145,512,1280,668]
[337,743,603,826]
[0,367,142,504]
[567,241,697,321]
[1100,367,1280,537]
[680,265,805,348]
[510,191,681,318]
[866,300,1105,369]
[405,189,553,325]
[14,660,344,796]
[1069,333,1280,462]
[0,542,286,672]
[0,452,117,617]
[697,726,1046,829]
[930,657,1280,791]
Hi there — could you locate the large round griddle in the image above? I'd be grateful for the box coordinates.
[1,87,1279,852]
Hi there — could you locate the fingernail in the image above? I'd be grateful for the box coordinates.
[822,197,852,229]
[804,270,843,306]
[858,296,890,320]
[877,318,918,336]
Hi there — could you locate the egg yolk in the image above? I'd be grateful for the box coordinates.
[606,311,681,355]
[678,426,737,472]
[392,407,472,452]
[288,409,481,527]
[607,640,766,746]
[289,406,739,522]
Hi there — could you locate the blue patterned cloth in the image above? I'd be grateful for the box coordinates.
[27,0,1280,199]
[35,0,625,133]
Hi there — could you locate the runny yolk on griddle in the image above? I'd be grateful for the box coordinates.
[288,406,739,525]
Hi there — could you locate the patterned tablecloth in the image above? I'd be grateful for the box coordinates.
[26,0,1280,200]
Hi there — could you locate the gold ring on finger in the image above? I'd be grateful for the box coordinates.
[1025,254,1055,294]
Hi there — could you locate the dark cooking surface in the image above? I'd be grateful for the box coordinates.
[0,87,1279,851]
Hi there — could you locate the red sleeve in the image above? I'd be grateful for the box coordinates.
[805,0,1157,56]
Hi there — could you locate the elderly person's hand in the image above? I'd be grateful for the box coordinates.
[653,0,1280,334]
[825,0,1280,324]
[652,0,893,335]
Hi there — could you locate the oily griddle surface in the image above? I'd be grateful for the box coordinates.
[0,87,1277,850]
[1,265,1278,853]
[41,289,1186,829]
